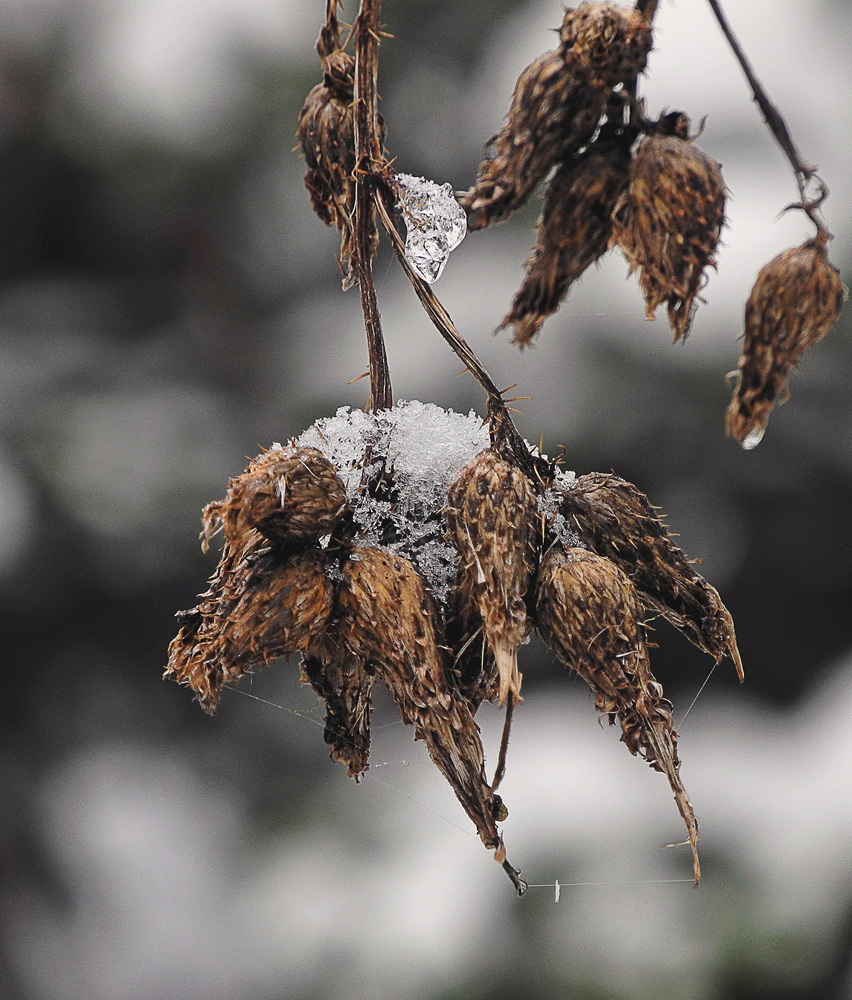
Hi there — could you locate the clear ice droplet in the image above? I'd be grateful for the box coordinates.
[394,172,467,283]
[741,424,766,450]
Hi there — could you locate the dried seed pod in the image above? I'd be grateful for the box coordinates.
[166,546,334,711]
[460,51,607,230]
[337,547,509,858]
[559,2,653,87]
[499,138,631,346]
[536,545,700,883]
[446,450,538,705]
[611,128,726,341]
[296,42,385,289]
[726,234,845,448]
[203,446,349,555]
[559,472,743,680]
[301,632,373,780]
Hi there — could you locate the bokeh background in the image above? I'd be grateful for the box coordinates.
[1,0,851,997]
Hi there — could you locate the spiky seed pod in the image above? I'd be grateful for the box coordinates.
[165,546,334,711]
[337,547,506,855]
[559,2,653,87]
[301,632,373,780]
[610,130,726,341]
[202,446,349,555]
[460,51,607,231]
[499,138,631,346]
[446,450,538,706]
[296,49,385,289]
[536,545,700,883]
[559,472,743,680]
[726,234,845,448]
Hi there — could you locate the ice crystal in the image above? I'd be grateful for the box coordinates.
[394,172,467,283]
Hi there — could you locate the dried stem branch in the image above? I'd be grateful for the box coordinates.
[706,0,829,234]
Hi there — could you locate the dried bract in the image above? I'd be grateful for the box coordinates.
[558,472,743,679]
[559,2,653,87]
[446,450,538,704]
[726,234,845,448]
[611,129,726,340]
[460,51,606,230]
[500,138,631,346]
[536,544,700,883]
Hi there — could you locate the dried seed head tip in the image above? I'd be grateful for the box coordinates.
[559,2,654,87]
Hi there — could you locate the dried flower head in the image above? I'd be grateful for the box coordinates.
[446,449,539,705]
[536,544,700,882]
[559,1,653,87]
[460,50,607,230]
[558,472,743,680]
[499,136,631,346]
[726,233,846,448]
[611,122,726,340]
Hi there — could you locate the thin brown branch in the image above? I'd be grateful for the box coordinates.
[491,692,515,793]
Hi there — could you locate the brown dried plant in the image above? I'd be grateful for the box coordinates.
[166,0,843,895]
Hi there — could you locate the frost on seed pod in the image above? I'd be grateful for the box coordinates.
[611,119,726,341]
[166,546,334,712]
[536,545,700,883]
[499,136,631,347]
[337,547,508,856]
[559,472,743,680]
[446,450,538,706]
[726,234,845,449]
[460,50,607,231]
[202,446,349,555]
[301,632,373,780]
[296,31,385,289]
[559,2,654,87]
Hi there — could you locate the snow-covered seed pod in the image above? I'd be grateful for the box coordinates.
[611,125,726,341]
[337,548,510,857]
[536,544,700,884]
[446,450,538,706]
[558,1,653,87]
[559,472,743,680]
[203,446,349,555]
[301,632,373,781]
[500,137,631,346]
[460,51,607,230]
[726,234,845,448]
[166,547,334,711]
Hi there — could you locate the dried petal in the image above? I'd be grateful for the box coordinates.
[446,450,538,705]
[203,446,349,555]
[558,472,743,679]
[726,234,845,447]
[302,632,373,780]
[559,2,653,87]
[337,547,507,855]
[536,544,700,883]
[500,137,631,346]
[611,128,726,340]
[460,51,607,230]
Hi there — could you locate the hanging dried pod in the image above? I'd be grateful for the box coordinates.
[610,119,726,340]
[558,1,654,87]
[166,546,334,711]
[558,472,743,680]
[726,233,845,448]
[202,446,349,555]
[301,632,373,780]
[446,449,539,705]
[460,50,607,230]
[536,544,700,883]
[499,137,631,346]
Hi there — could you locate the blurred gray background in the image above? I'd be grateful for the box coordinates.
[1,0,851,997]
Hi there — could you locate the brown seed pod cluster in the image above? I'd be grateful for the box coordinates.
[461,4,652,232]
[726,233,846,448]
[166,402,742,890]
[610,122,727,341]
[296,16,385,289]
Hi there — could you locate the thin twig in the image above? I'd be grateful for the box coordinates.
[705,0,829,234]
[491,692,515,793]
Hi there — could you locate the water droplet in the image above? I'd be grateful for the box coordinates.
[394,172,467,282]
[741,424,766,450]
